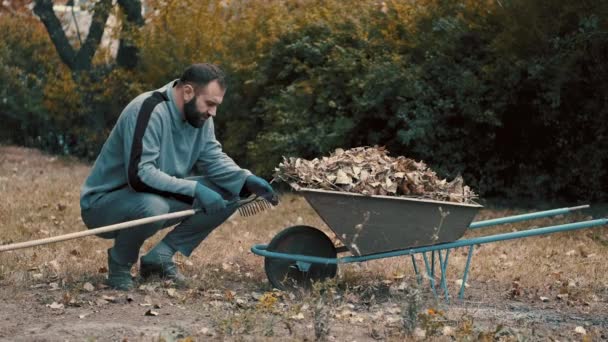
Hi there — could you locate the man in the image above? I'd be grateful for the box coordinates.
[80,63,277,290]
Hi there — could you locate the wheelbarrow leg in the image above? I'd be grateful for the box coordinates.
[410,255,422,285]
[431,251,436,279]
[459,245,475,299]
[422,253,438,297]
[438,249,450,303]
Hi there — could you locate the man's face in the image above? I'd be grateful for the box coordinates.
[183,80,225,128]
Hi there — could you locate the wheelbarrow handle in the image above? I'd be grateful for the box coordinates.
[0,196,258,253]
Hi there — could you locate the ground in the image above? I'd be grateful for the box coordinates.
[1,146,607,341]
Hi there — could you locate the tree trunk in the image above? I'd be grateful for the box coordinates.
[33,0,113,73]
[116,0,144,69]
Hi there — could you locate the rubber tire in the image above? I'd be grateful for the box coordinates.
[264,225,338,291]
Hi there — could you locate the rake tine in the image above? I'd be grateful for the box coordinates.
[235,196,276,217]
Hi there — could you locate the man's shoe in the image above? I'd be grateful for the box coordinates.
[140,255,187,285]
[106,248,134,291]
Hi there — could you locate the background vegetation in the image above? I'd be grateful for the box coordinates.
[1,0,607,201]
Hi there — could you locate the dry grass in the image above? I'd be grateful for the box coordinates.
[1,145,607,303]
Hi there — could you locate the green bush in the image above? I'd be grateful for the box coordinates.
[232,0,608,201]
[1,0,606,201]
[0,14,57,146]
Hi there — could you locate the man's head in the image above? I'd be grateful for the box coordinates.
[179,63,226,128]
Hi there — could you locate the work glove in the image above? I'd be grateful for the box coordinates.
[194,183,227,214]
[245,175,279,205]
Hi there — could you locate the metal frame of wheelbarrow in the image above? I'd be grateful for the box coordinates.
[252,204,607,302]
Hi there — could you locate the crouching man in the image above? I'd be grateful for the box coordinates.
[80,63,276,290]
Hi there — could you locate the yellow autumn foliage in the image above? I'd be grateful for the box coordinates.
[136,0,431,85]
[43,65,84,126]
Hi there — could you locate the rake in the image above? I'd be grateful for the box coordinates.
[0,195,276,253]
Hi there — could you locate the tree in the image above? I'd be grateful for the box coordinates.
[33,0,144,73]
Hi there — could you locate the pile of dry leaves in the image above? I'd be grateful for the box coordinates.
[273,146,478,204]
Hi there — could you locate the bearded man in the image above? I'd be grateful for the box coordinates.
[80,63,276,290]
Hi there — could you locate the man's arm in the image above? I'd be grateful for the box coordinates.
[195,118,252,196]
[122,98,198,201]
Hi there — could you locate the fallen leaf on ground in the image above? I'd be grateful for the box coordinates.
[145,309,159,316]
[455,279,469,288]
[48,260,60,273]
[83,282,95,292]
[95,298,108,306]
[291,313,305,320]
[101,295,116,303]
[47,302,64,310]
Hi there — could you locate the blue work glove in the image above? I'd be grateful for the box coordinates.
[245,175,279,205]
[194,183,227,214]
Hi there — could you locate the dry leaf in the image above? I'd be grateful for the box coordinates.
[455,279,469,288]
[95,298,108,306]
[442,326,455,336]
[48,260,61,273]
[83,282,95,292]
[47,302,64,310]
[145,309,159,316]
[291,313,305,320]
[101,295,116,303]
[335,169,352,185]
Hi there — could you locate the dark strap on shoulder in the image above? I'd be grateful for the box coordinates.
[127,91,194,204]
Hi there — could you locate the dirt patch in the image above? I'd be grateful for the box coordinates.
[1,275,606,341]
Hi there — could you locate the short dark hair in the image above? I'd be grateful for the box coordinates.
[179,63,226,90]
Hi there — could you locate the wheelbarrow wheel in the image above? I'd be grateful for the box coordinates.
[264,225,337,291]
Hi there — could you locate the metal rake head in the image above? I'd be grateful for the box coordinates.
[237,197,274,217]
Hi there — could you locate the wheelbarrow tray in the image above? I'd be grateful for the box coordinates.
[296,186,482,256]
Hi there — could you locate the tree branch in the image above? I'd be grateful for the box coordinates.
[33,0,76,69]
[74,0,113,71]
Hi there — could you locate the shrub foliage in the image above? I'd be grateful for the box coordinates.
[1,0,607,201]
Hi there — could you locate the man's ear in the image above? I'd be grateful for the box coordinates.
[183,84,195,102]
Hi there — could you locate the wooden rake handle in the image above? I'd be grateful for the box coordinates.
[0,208,199,253]
[0,195,271,253]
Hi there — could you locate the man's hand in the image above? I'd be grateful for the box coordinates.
[245,175,279,205]
[194,183,227,214]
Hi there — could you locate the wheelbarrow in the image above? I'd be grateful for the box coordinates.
[251,185,607,301]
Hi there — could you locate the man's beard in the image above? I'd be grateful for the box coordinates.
[184,97,207,128]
